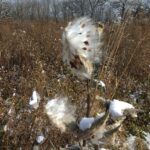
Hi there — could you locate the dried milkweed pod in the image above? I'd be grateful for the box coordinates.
[62,17,104,79]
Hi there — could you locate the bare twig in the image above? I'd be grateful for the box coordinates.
[86,79,91,117]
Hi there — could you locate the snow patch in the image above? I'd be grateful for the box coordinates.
[109,99,135,120]
[143,132,150,149]
[126,134,136,150]
[79,117,94,131]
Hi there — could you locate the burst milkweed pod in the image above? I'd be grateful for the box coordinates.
[62,17,104,79]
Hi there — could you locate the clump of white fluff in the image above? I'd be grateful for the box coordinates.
[62,17,104,79]
[45,97,76,132]
[29,90,41,109]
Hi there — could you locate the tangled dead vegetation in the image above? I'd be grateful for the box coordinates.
[0,18,150,149]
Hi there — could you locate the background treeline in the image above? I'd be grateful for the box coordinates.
[0,0,150,22]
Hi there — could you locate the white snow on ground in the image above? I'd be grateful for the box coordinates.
[79,117,95,131]
[125,133,150,150]
[143,132,150,149]
[126,134,136,150]
[45,97,76,132]
[79,112,105,131]
[109,99,135,120]
[29,90,41,109]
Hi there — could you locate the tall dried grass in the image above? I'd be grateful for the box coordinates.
[0,17,149,149]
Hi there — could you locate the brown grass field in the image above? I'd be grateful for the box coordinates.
[0,18,150,149]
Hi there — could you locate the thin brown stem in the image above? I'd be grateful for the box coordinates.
[86,79,90,117]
